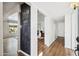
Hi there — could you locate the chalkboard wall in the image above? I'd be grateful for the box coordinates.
[20,3,31,55]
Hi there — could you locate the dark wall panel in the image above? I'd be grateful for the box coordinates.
[20,3,31,55]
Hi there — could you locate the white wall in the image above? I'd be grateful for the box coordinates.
[45,17,56,47]
[65,13,72,49]
[37,11,44,32]
[3,16,9,38]
[78,10,79,36]
[65,8,78,49]
[71,9,78,50]
[3,3,20,38]
[3,2,21,54]
[0,2,3,56]
[56,21,65,37]
[31,5,38,56]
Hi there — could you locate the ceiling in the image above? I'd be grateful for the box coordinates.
[3,2,72,21]
[32,2,71,21]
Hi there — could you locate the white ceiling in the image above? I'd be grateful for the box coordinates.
[32,2,71,20]
[3,2,72,21]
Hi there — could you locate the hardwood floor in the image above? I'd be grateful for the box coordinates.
[38,38,45,55]
[43,37,65,56]
[18,37,74,56]
[38,37,75,56]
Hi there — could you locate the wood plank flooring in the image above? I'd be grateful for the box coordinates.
[18,37,74,56]
[38,38,45,55]
[38,37,75,56]
[43,37,65,56]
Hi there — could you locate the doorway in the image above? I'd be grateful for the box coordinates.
[37,10,45,56]
[55,20,65,39]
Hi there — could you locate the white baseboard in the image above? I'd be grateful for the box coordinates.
[18,50,30,56]
[39,52,43,56]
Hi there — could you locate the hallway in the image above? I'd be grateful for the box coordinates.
[42,37,74,56]
[43,37,65,56]
[0,2,78,56]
